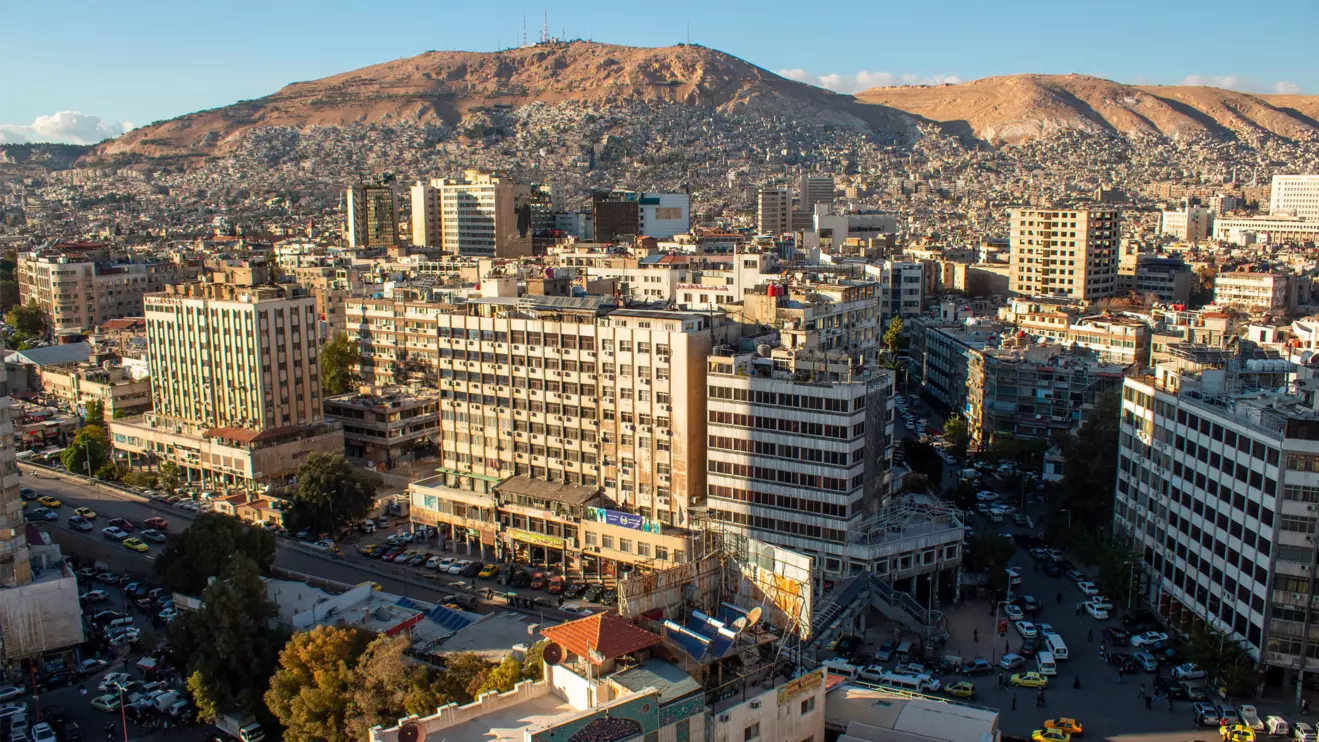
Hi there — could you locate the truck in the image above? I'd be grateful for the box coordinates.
[215,711,265,742]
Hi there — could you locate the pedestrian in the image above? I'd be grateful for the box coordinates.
[1117,671,1123,684]
[1145,696,1153,710]
[1138,684,1146,699]
[973,628,979,643]
[1056,592,1062,605]
[1076,603,1083,616]
[1087,629,1093,643]
[1073,676,1081,690]
[1305,698,1312,714]
[1038,689,1046,707]
[997,673,1003,689]
[1012,694,1017,711]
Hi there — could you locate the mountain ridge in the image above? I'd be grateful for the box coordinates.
[87,41,1318,163]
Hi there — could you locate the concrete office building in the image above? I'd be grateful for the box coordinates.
[1118,255,1195,305]
[18,242,198,336]
[592,191,691,241]
[799,174,835,208]
[1214,271,1289,312]
[109,264,343,495]
[431,171,533,258]
[1009,208,1120,300]
[1114,346,1309,667]
[346,183,400,249]
[1161,204,1214,242]
[1213,216,1319,245]
[1270,175,1319,219]
[409,180,442,248]
[757,187,792,234]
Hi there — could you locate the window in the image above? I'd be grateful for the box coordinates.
[800,697,816,714]
[601,535,614,550]
[744,723,760,741]
[619,538,633,553]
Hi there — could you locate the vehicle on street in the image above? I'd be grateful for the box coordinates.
[122,538,148,553]
[18,489,35,501]
[1003,604,1024,621]
[998,654,1026,671]
[547,575,565,594]
[1076,581,1100,596]
[97,673,131,694]
[28,507,57,521]
[37,497,61,509]
[73,508,95,520]
[1014,621,1039,639]
[1173,662,1207,680]
[0,689,20,703]
[435,557,455,572]
[140,529,166,543]
[582,584,603,603]
[1220,706,1243,726]
[1239,705,1264,731]
[1266,717,1289,736]
[1221,723,1254,742]
[1130,631,1170,647]
[79,590,108,603]
[460,561,483,577]
[106,518,133,532]
[875,641,895,662]
[67,516,92,532]
[100,527,128,541]
[960,657,994,675]
[478,564,500,579]
[449,560,473,575]
[143,517,168,530]
[1193,701,1221,727]
[75,659,107,675]
[1044,719,1083,735]
[1102,627,1129,645]
[944,681,976,699]
[89,695,120,713]
[29,723,54,742]
[1032,727,1069,742]
[1082,600,1109,619]
[215,711,265,742]
[93,572,119,584]
[1294,722,1316,742]
[529,572,547,590]
[1132,651,1159,672]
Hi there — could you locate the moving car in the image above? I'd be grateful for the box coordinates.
[944,681,976,699]
[1172,662,1207,681]
[1082,600,1109,619]
[143,517,168,530]
[73,508,96,520]
[122,538,148,553]
[478,563,500,579]
[106,518,133,532]
[140,529,167,544]
[67,516,92,532]
[1014,621,1039,639]
[28,507,58,521]
[75,659,108,675]
[1076,581,1100,596]
[79,590,108,603]
[998,654,1026,671]
[1032,729,1070,742]
[37,496,61,509]
[100,527,128,541]
[960,657,994,675]
[1010,672,1048,688]
[1221,723,1255,742]
[89,695,120,713]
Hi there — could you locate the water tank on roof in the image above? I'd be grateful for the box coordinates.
[757,344,773,358]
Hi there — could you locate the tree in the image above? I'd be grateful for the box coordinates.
[5,301,47,341]
[429,653,494,706]
[158,462,181,494]
[83,399,105,429]
[321,333,362,396]
[900,438,943,488]
[478,656,525,696]
[156,513,276,594]
[169,556,284,721]
[123,471,158,489]
[1181,623,1258,696]
[61,425,108,476]
[286,453,380,535]
[265,625,374,742]
[344,635,440,741]
[943,415,970,460]
[95,460,128,482]
[522,640,548,682]
[1053,391,1121,538]
[882,317,904,356]
[112,407,133,420]
[964,533,1016,595]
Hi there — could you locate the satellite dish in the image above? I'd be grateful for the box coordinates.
[397,723,421,742]
[542,642,564,666]
[745,607,763,628]
[731,617,748,632]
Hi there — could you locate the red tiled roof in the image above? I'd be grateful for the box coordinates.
[540,613,660,663]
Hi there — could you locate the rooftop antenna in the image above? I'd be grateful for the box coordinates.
[541,12,549,44]
[522,16,527,47]
[686,22,690,44]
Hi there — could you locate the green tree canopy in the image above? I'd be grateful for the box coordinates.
[430,653,494,706]
[155,512,276,594]
[265,625,374,742]
[286,453,380,535]
[477,656,525,696]
[158,462,181,494]
[320,333,362,396]
[344,634,441,741]
[83,399,105,429]
[5,301,47,340]
[61,425,108,476]
[169,556,284,721]
[521,640,548,682]
[964,533,1016,595]
[901,438,943,488]
[882,316,904,356]
[942,414,970,460]
[1053,391,1120,537]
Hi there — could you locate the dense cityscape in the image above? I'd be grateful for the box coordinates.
[3,12,1319,742]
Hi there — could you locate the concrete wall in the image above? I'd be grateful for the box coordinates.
[547,663,594,710]
[370,679,550,742]
[711,670,826,742]
[0,571,84,660]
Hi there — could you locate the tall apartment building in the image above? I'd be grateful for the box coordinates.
[436,171,533,257]
[18,243,198,336]
[867,260,924,327]
[1008,208,1120,300]
[757,187,792,234]
[409,180,442,247]
[1161,204,1214,242]
[1270,174,1319,219]
[799,174,835,209]
[1114,346,1307,667]
[1214,271,1289,312]
[346,183,399,249]
[109,264,343,495]
[705,346,901,582]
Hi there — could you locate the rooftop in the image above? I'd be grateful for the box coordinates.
[608,659,701,705]
[495,476,599,506]
[540,612,662,662]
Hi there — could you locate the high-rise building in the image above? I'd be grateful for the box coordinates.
[1270,174,1319,219]
[436,171,533,257]
[346,183,399,248]
[18,242,199,337]
[756,187,792,234]
[1160,204,1214,241]
[1008,207,1119,300]
[1213,270,1289,312]
[1114,347,1306,667]
[592,191,691,241]
[109,264,343,495]
[799,174,835,209]
[409,181,442,248]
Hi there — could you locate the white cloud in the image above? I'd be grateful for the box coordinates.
[0,111,134,145]
[779,68,961,94]
[1180,75,1303,95]
[1274,80,1303,94]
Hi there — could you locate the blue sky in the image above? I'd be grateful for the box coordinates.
[2,0,1315,144]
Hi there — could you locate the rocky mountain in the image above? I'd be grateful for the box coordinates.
[856,74,1319,144]
[92,41,916,161]
[87,42,1319,166]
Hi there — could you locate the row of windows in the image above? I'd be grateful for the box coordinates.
[709,508,848,545]
[708,410,859,440]
[1153,551,1263,647]
[707,483,849,518]
[707,459,860,493]
[707,385,863,413]
[707,435,862,467]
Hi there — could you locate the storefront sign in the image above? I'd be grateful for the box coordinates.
[777,668,823,705]
[586,507,661,534]
[508,528,565,549]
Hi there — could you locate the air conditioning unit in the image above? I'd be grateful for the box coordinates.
[718,714,730,723]
[750,701,761,710]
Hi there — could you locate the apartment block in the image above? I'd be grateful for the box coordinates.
[1214,271,1289,312]
[742,280,881,362]
[1118,255,1195,305]
[907,318,1004,411]
[409,180,442,247]
[1270,174,1319,219]
[799,174,835,209]
[39,361,151,418]
[1009,207,1120,300]
[999,297,1151,366]
[592,190,691,241]
[109,265,342,495]
[346,183,399,249]
[866,260,924,327]
[415,170,534,258]
[323,387,439,470]
[18,243,198,336]
[1160,204,1214,241]
[1114,346,1309,666]
[757,187,792,235]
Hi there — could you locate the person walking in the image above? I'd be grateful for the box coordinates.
[1145,695,1153,710]
[1087,629,1094,643]
[1138,684,1146,699]
[1038,689,1046,707]
[1117,671,1123,684]
[1073,676,1081,690]
[974,628,979,643]
[1169,696,1175,712]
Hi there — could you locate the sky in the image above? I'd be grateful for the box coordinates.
[2,0,1316,145]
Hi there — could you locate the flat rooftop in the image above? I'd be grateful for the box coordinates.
[455,691,575,741]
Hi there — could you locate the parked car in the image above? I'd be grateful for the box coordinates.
[1194,703,1222,727]
[449,560,473,576]
[582,584,604,603]
[460,561,483,577]
[79,590,108,603]
[75,659,107,675]
[1172,662,1207,681]
[960,657,995,675]
[1130,631,1170,647]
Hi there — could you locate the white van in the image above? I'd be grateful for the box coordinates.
[820,659,860,679]
[1044,632,1069,660]
[1035,651,1057,676]
[105,616,135,631]
[879,673,941,694]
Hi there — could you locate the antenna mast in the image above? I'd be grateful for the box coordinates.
[541,12,549,43]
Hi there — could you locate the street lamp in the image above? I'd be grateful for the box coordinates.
[113,682,128,742]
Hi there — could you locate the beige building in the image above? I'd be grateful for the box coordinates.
[346,183,399,249]
[1214,270,1289,312]
[756,187,792,235]
[18,243,198,336]
[1009,207,1120,300]
[109,265,343,495]
[410,171,532,257]
[39,362,151,418]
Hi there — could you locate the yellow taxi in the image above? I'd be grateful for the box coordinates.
[1045,718,1083,735]
[478,563,501,579]
[38,496,61,508]
[122,538,148,553]
[1221,724,1255,742]
[943,681,976,699]
[1032,729,1070,742]
[1010,672,1048,688]
[74,507,97,520]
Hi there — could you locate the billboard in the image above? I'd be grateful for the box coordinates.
[736,538,814,641]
